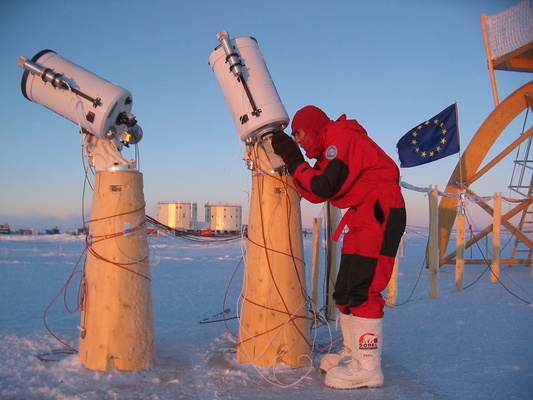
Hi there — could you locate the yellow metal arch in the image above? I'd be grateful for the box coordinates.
[438,80,533,263]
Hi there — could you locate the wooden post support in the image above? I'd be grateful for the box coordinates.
[325,204,340,321]
[387,236,404,306]
[79,170,155,371]
[311,218,321,307]
[399,235,405,259]
[386,254,399,307]
[237,144,310,368]
[456,193,465,292]
[428,185,439,299]
[491,192,501,284]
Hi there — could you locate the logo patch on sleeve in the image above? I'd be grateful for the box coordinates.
[325,145,338,159]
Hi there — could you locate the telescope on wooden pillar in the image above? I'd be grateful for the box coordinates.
[209,32,310,367]
[18,50,155,371]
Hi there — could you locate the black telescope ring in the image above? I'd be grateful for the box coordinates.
[20,49,57,101]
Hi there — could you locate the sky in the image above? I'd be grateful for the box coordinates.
[1,0,531,230]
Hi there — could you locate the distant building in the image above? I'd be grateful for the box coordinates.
[158,202,197,231]
[46,226,59,235]
[205,204,242,233]
[0,222,10,235]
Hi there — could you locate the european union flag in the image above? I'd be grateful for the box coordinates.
[396,103,459,168]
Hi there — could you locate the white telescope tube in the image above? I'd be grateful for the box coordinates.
[18,49,142,145]
[209,32,289,142]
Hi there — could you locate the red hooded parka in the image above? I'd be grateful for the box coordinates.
[291,107,406,318]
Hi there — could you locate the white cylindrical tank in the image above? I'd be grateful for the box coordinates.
[208,33,289,142]
[205,204,242,232]
[158,202,197,230]
[19,49,141,143]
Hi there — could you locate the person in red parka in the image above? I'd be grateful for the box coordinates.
[272,105,406,390]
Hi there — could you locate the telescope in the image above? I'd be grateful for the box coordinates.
[18,50,142,149]
[209,31,287,172]
[208,31,310,367]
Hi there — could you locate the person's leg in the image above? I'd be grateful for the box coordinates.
[327,201,406,389]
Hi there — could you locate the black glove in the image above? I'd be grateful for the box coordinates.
[271,131,304,175]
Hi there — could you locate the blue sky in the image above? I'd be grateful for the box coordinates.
[0,0,530,230]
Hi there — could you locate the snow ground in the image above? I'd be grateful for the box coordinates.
[0,231,531,399]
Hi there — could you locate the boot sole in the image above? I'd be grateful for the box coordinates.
[325,382,384,389]
[325,375,384,390]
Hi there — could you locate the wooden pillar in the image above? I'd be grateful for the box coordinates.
[491,193,501,284]
[311,218,321,307]
[456,193,465,292]
[79,170,155,371]
[428,185,439,299]
[325,204,340,321]
[386,233,403,307]
[480,13,500,107]
[386,254,399,307]
[237,144,309,368]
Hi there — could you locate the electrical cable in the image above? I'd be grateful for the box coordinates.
[39,245,88,360]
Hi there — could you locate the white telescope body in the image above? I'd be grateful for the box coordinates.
[19,49,142,144]
[208,33,289,142]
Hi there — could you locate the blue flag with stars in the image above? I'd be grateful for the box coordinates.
[396,103,459,168]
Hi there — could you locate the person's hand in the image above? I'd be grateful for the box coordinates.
[271,131,304,174]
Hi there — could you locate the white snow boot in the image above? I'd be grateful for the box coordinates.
[324,316,384,389]
[319,313,352,373]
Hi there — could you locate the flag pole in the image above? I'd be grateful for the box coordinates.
[455,101,464,187]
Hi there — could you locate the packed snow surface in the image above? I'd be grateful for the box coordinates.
[0,231,531,399]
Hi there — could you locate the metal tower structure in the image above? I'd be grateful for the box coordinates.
[508,101,533,259]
